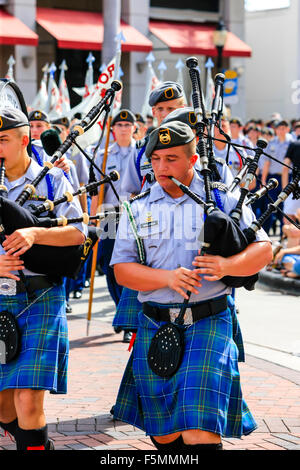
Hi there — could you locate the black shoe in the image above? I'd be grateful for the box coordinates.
[110,405,115,416]
[97,265,104,276]
[66,303,72,313]
[114,326,122,334]
[123,331,133,343]
[73,291,82,299]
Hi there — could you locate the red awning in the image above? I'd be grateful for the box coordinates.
[36,7,152,52]
[0,9,38,46]
[149,21,252,58]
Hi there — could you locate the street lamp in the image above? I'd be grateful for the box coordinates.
[213,20,228,72]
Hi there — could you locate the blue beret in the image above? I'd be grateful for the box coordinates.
[145,121,195,158]
[149,81,183,107]
[28,109,50,123]
[161,107,197,129]
[111,109,136,126]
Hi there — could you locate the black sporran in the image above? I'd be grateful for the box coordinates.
[0,311,20,364]
[147,322,184,378]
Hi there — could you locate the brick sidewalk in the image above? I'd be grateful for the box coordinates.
[1,285,300,450]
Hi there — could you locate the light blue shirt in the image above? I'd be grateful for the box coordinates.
[213,145,243,178]
[31,140,80,191]
[111,170,270,304]
[92,140,137,209]
[0,159,87,276]
[265,136,293,175]
[69,149,89,186]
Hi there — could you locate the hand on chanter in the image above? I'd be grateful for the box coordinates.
[192,252,229,282]
[0,254,24,280]
[167,266,202,299]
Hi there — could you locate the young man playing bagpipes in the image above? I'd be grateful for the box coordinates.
[110,121,273,452]
[0,108,87,450]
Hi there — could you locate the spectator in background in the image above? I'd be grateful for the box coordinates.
[261,120,293,235]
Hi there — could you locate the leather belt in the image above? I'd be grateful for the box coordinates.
[142,295,228,324]
[0,276,54,295]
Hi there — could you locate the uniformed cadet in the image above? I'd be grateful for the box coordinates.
[261,120,293,234]
[28,110,51,141]
[29,110,71,178]
[230,117,248,148]
[90,109,138,342]
[110,121,272,452]
[134,114,148,141]
[0,108,87,450]
[50,118,90,304]
[112,106,238,345]
[121,81,185,196]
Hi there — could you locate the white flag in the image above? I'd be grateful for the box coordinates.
[46,63,62,117]
[74,58,118,147]
[31,64,48,110]
[141,53,161,118]
[58,60,71,115]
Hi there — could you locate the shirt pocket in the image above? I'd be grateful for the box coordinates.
[137,218,168,265]
[184,214,204,252]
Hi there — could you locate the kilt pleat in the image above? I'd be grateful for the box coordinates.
[113,305,257,438]
[0,284,68,394]
[112,287,141,330]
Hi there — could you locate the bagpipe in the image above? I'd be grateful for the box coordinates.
[0,81,122,280]
[147,58,300,379]
[173,58,300,290]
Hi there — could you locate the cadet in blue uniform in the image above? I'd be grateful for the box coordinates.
[90,109,137,342]
[122,81,185,196]
[112,107,238,335]
[261,120,293,234]
[110,121,272,452]
[29,110,71,179]
[0,108,86,450]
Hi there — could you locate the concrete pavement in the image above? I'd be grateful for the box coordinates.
[1,274,300,451]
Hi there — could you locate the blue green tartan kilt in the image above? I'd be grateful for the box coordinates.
[0,284,68,394]
[113,302,256,438]
[112,287,142,330]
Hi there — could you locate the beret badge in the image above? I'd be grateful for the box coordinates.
[159,128,171,145]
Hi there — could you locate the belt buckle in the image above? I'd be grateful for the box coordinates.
[169,307,193,326]
[0,278,17,296]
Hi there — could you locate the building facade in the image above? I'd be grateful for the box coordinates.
[0,0,250,120]
[245,0,300,121]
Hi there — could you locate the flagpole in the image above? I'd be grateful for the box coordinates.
[86,31,125,336]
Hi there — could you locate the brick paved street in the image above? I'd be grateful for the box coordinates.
[1,274,300,451]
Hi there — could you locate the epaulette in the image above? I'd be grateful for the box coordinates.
[214,157,226,165]
[210,181,228,192]
[136,135,149,149]
[129,188,151,203]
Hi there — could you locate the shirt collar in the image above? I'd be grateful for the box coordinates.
[5,158,43,189]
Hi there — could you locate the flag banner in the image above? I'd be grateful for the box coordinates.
[73,52,96,99]
[175,59,188,105]
[30,64,49,111]
[141,53,161,118]
[205,58,215,112]
[46,63,62,118]
[5,55,16,81]
[74,58,120,147]
[58,60,71,115]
